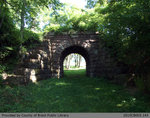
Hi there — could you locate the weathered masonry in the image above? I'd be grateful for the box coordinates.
[3,33,126,85]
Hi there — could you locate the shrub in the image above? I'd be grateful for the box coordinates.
[134,76,146,92]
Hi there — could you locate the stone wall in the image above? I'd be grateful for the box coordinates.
[3,32,127,85]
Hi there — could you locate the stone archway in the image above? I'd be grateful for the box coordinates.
[48,33,100,78]
[60,45,90,77]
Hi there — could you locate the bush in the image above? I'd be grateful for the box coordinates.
[134,74,150,93]
[22,29,41,49]
[0,75,3,87]
[0,65,6,74]
[134,76,146,92]
[0,10,40,74]
[0,65,6,87]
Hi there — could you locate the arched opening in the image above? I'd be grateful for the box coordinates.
[60,46,90,77]
[63,53,86,77]
[63,53,86,70]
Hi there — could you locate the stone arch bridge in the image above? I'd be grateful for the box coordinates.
[4,33,126,85]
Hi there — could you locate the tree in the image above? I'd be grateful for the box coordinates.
[64,54,73,69]
[2,0,61,39]
[93,0,150,91]
[78,55,82,68]
[73,54,82,68]
[95,0,150,68]
[0,0,61,71]
[43,4,99,34]
[20,0,25,46]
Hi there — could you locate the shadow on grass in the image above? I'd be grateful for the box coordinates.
[0,69,150,112]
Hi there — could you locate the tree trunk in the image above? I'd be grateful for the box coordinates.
[68,55,71,69]
[77,54,79,67]
[20,0,25,43]
[19,0,26,61]
[78,55,82,68]
[0,2,5,29]
[65,57,68,70]
[74,54,77,67]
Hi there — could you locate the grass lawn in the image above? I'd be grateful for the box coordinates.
[0,69,150,112]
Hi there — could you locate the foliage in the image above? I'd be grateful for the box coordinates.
[22,29,41,49]
[86,0,107,8]
[0,65,6,87]
[134,76,146,92]
[0,0,61,70]
[0,8,20,62]
[96,0,150,65]
[0,65,6,74]
[0,75,3,87]
[91,0,150,91]
[134,75,150,93]
[0,8,40,74]
[0,0,61,31]
[86,0,98,8]
[0,12,40,61]
[43,5,98,34]
[0,0,61,60]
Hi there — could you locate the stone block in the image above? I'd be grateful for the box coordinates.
[14,68,26,75]
[3,75,29,86]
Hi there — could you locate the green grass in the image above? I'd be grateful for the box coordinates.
[0,69,150,112]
